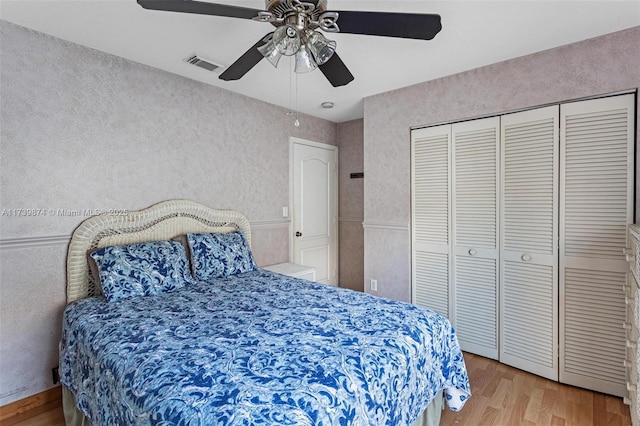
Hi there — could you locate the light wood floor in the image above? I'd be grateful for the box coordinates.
[441,352,631,425]
[3,352,632,425]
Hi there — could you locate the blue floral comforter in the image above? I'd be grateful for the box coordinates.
[60,269,470,425]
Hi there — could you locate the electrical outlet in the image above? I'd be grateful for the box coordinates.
[52,367,59,384]
[370,279,378,292]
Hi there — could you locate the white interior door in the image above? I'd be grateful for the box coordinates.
[500,105,559,381]
[559,94,635,397]
[291,138,338,286]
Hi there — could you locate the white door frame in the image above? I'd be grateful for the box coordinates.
[289,137,339,285]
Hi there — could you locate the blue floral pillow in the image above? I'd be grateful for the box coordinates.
[187,230,256,280]
[89,240,194,303]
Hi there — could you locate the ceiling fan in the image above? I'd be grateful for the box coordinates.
[137,0,442,87]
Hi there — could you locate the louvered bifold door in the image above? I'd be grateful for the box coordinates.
[411,125,451,316]
[500,106,559,381]
[451,117,500,359]
[559,94,635,397]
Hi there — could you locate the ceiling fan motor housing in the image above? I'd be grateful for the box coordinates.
[264,0,328,29]
[265,0,327,13]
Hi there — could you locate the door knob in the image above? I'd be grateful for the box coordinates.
[295,231,302,237]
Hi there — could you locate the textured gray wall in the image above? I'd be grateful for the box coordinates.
[337,119,364,292]
[0,20,337,405]
[363,26,640,303]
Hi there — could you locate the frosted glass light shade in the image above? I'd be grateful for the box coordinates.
[273,24,301,56]
[294,45,317,73]
[257,39,282,68]
[257,28,338,75]
[306,31,336,65]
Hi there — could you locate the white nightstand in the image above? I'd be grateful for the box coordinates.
[263,262,317,282]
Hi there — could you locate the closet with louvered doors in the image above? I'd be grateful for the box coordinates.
[411,93,635,396]
[411,117,500,360]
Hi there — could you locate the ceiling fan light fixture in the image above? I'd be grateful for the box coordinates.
[294,44,317,73]
[306,31,336,65]
[257,38,282,68]
[272,24,301,56]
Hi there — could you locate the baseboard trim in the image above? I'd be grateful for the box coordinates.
[0,386,62,424]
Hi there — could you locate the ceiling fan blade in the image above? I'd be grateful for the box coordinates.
[318,53,354,87]
[331,11,442,40]
[137,0,261,20]
[219,33,272,81]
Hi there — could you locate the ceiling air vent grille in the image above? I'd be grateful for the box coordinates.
[185,54,223,72]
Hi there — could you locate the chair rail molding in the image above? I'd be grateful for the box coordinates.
[250,219,291,229]
[0,235,70,250]
[362,221,409,231]
[0,220,290,251]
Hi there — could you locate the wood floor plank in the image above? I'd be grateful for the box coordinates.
[462,394,490,425]
[2,403,64,426]
[477,405,501,426]
[524,387,544,423]
[0,388,61,424]
[593,393,608,425]
[506,393,532,425]
[487,378,512,409]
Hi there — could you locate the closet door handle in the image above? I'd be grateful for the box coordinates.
[468,249,477,256]
[521,254,532,262]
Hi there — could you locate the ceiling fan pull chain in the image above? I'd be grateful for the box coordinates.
[294,70,299,127]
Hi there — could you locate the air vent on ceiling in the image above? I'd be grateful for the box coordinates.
[184,54,223,73]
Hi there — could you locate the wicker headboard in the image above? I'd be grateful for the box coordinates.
[66,199,251,304]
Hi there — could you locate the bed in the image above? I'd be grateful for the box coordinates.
[60,199,470,425]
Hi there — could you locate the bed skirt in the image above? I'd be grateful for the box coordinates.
[62,387,91,426]
[414,390,444,425]
[63,386,443,426]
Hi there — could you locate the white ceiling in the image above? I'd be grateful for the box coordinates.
[1,1,639,123]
